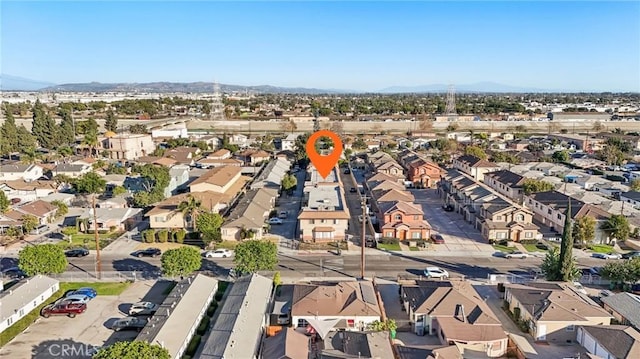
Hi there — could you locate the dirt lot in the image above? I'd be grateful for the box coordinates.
[0,281,172,359]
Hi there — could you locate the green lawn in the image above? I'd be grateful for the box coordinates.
[409,247,420,251]
[378,243,402,251]
[214,241,239,250]
[56,232,122,250]
[492,244,514,253]
[0,281,131,347]
[523,244,546,252]
[589,244,616,253]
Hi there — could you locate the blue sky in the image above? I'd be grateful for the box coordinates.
[2,1,639,91]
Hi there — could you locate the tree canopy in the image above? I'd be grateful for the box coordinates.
[93,341,170,359]
[18,244,68,276]
[522,178,554,195]
[0,191,9,213]
[74,172,107,195]
[573,216,596,247]
[161,246,202,277]
[195,212,223,246]
[601,214,631,241]
[281,174,297,192]
[464,145,487,160]
[233,240,278,275]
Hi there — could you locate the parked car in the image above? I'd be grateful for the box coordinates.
[205,249,234,258]
[68,287,97,299]
[65,248,89,257]
[592,252,622,260]
[129,302,159,316]
[278,211,288,219]
[343,169,350,174]
[30,224,49,235]
[442,205,454,212]
[350,187,357,193]
[60,294,91,304]
[1,267,26,279]
[572,282,588,295]
[622,251,640,260]
[41,302,87,318]
[268,217,283,225]
[112,317,148,331]
[535,242,550,250]
[132,248,161,258]
[430,234,445,244]
[505,251,529,259]
[424,266,449,279]
[588,267,602,276]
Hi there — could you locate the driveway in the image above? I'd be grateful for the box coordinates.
[411,189,494,254]
[0,280,171,359]
[272,169,305,247]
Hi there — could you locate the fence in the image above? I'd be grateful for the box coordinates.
[487,273,536,285]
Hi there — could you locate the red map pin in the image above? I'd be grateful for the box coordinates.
[306,130,343,179]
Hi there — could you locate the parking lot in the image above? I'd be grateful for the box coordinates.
[0,281,172,359]
[411,189,494,254]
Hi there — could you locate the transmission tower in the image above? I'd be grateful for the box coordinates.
[209,81,226,121]
[445,85,457,116]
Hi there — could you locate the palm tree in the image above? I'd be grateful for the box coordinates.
[82,129,98,158]
[178,194,203,231]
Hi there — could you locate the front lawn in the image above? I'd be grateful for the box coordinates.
[378,243,402,251]
[56,231,123,250]
[523,244,546,252]
[492,244,514,253]
[589,244,616,253]
[214,241,239,250]
[409,247,420,251]
[60,281,131,296]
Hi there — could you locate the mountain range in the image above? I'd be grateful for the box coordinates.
[2,74,559,93]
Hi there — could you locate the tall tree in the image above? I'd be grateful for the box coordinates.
[195,212,223,246]
[16,125,36,153]
[58,108,76,145]
[233,240,278,275]
[559,200,576,281]
[105,108,118,132]
[161,246,202,277]
[601,214,631,242]
[178,194,203,231]
[31,99,58,149]
[0,191,10,213]
[573,216,596,247]
[18,244,67,276]
[74,171,107,278]
[0,104,18,156]
[83,128,99,157]
[522,179,554,195]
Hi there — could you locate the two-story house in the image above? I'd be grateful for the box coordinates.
[478,198,539,242]
[601,292,640,331]
[188,166,244,193]
[0,180,58,203]
[164,165,190,198]
[147,191,230,230]
[406,158,444,189]
[378,201,431,241]
[452,155,499,182]
[483,170,527,203]
[220,188,277,240]
[104,133,155,161]
[458,185,497,224]
[0,164,43,182]
[279,134,297,151]
[375,161,404,178]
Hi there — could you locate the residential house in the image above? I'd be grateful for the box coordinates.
[0,180,58,203]
[370,188,415,215]
[164,147,201,166]
[318,331,394,359]
[238,149,271,166]
[483,170,527,203]
[52,163,91,178]
[290,281,382,333]
[526,191,611,242]
[189,166,244,193]
[206,149,232,160]
[165,165,190,198]
[504,282,612,343]
[136,156,178,167]
[365,172,406,193]
[378,201,431,241]
[457,185,497,224]
[8,200,58,225]
[478,199,539,242]
[298,175,350,243]
[41,192,75,206]
[260,327,309,359]
[249,157,291,190]
[196,157,243,169]
[280,133,297,151]
[375,161,405,179]
[576,325,640,359]
[400,280,508,357]
[151,126,188,139]
[97,196,128,209]
[200,274,272,359]
[0,276,59,334]
[0,164,43,182]
[136,274,218,359]
[104,133,155,160]
[621,191,640,209]
[601,292,640,331]
[452,155,499,182]
[405,158,444,188]
[79,207,142,232]
[228,134,251,148]
[147,191,231,230]
[220,188,277,240]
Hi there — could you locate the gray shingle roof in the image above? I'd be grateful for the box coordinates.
[602,292,640,329]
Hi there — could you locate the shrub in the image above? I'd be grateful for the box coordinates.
[142,229,156,243]
[197,316,210,335]
[157,230,169,243]
[379,237,399,245]
[185,335,202,357]
[519,239,537,245]
[207,302,218,317]
[175,229,186,244]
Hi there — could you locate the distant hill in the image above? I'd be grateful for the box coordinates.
[0,74,56,91]
[379,82,553,93]
[40,81,341,94]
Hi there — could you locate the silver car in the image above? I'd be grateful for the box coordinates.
[59,294,91,305]
[129,302,158,316]
[112,317,148,331]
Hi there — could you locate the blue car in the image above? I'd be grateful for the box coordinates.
[70,287,97,299]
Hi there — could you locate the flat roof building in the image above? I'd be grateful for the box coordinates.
[0,276,59,334]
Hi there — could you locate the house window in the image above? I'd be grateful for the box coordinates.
[525,232,533,238]
[7,318,12,326]
[347,319,355,327]
[309,220,314,224]
[334,219,338,224]
[414,215,420,220]
[394,214,402,221]
[320,219,326,224]
[566,325,575,331]
[557,213,562,220]
[516,214,524,222]
[497,232,507,239]
[386,231,394,237]
[155,216,166,223]
[19,309,24,316]
[548,209,552,215]
[411,232,421,239]
[298,319,308,327]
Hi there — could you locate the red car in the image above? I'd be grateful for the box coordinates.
[430,234,445,244]
[41,302,87,318]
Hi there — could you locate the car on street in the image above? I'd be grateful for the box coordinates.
[350,187,357,193]
[41,302,87,318]
[205,249,234,258]
[442,205,454,212]
[68,287,97,299]
[343,169,350,174]
[505,251,529,259]
[535,242,550,250]
[129,302,159,316]
[592,252,622,260]
[132,248,162,258]
[430,234,445,244]
[1,267,26,279]
[112,317,148,331]
[59,294,91,304]
[268,217,283,225]
[65,248,89,257]
[586,267,602,276]
[424,266,449,279]
[278,211,288,219]
[622,251,640,260]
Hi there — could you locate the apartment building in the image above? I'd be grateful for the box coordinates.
[104,133,155,161]
[452,155,499,182]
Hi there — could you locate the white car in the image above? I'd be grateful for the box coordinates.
[205,249,234,258]
[592,252,622,260]
[505,251,529,259]
[129,302,159,316]
[424,267,449,279]
[268,218,283,225]
[572,282,588,295]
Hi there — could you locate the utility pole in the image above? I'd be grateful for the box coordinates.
[93,194,102,279]
[360,195,369,280]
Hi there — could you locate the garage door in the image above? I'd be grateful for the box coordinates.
[537,325,546,341]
